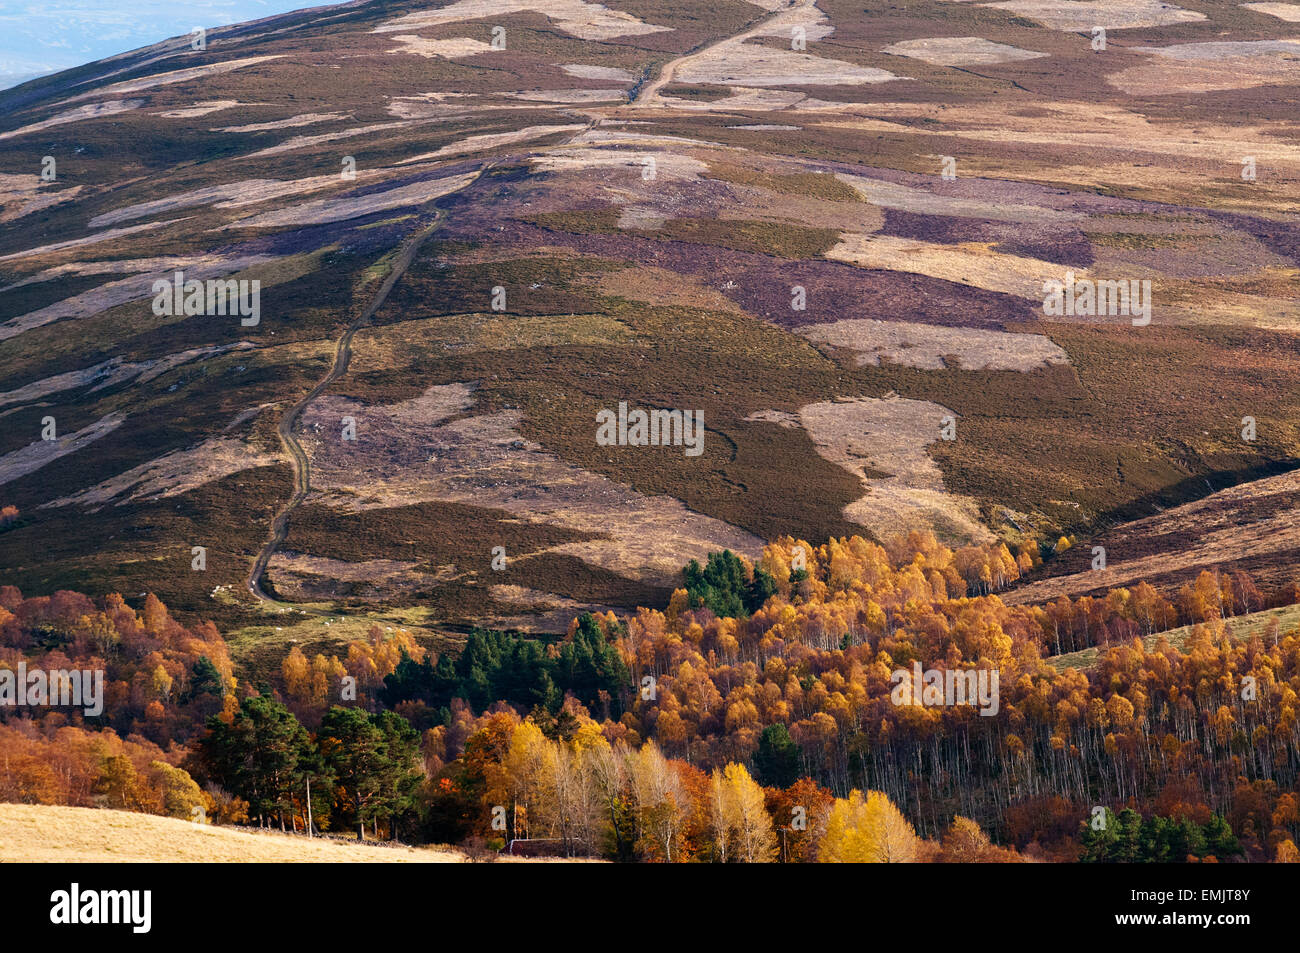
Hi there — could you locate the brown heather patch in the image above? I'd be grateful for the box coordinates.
[881,209,1095,267]
[658,84,737,102]
[703,160,864,202]
[282,499,601,568]
[352,310,635,366]
[585,264,747,313]
[1086,231,1211,250]
[373,250,616,323]
[0,464,291,630]
[528,207,842,258]
[920,322,1300,530]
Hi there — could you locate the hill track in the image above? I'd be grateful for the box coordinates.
[245,170,490,605]
[633,0,801,106]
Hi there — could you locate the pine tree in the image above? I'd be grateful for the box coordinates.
[753,723,801,788]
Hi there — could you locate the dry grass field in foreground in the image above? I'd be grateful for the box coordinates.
[0,803,467,863]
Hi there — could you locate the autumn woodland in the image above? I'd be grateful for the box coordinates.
[3,530,1298,863]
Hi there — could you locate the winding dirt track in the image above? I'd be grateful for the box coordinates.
[633,0,803,106]
[245,178,484,603]
[242,116,607,608]
[243,2,796,605]
[244,0,806,604]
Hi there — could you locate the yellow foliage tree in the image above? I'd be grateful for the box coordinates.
[819,790,919,863]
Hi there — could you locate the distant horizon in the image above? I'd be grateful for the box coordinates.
[0,0,324,90]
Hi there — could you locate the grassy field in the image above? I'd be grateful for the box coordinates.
[220,596,466,689]
[1048,603,1300,671]
[0,803,466,863]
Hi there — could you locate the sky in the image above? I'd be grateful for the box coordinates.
[0,0,322,88]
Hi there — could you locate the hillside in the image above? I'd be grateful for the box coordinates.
[1,0,1297,638]
[1007,465,1300,605]
[0,803,466,862]
[1048,601,1300,669]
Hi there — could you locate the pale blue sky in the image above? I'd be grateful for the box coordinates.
[0,0,320,88]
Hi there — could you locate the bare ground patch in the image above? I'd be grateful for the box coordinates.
[797,396,992,544]
[508,89,628,103]
[215,112,351,133]
[397,124,585,164]
[0,413,125,489]
[979,0,1205,30]
[0,174,81,225]
[59,56,285,104]
[383,35,496,58]
[0,342,255,409]
[826,233,1072,300]
[89,173,381,228]
[298,383,764,585]
[43,436,279,509]
[673,43,900,88]
[0,253,279,341]
[530,147,709,181]
[814,102,1300,192]
[155,100,248,118]
[489,584,623,632]
[1108,41,1300,95]
[835,173,1085,225]
[0,221,178,267]
[800,318,1070,371]
[224,173,478,229]
[0,100,143,141]
[267,552,450,602]
[1240,2,1300,20]
[881,37,1048,67]
[561,63,638,81]
[371,0,674,41]
[236,120,422,160]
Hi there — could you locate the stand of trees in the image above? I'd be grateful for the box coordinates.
[379,614,629,725]
[3,529,1300,861]
[190,694,422,839]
